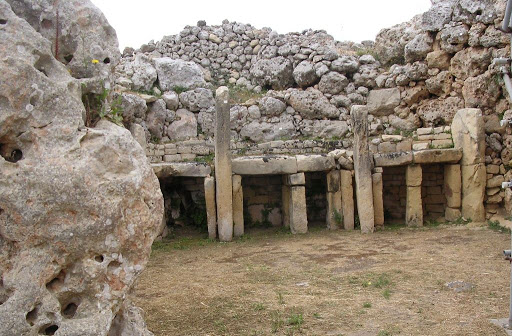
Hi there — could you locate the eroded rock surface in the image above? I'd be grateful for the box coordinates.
[0,2,163,335]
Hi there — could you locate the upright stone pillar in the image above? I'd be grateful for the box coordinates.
[282,176,290,228]
[444,164,462,221]
[326,170,342,230]
[204,176,217,239]
[406,164,423,227]
[340,170,355,230]
[214,86,233,241]
[372,170,384,227]
[351,105,374,233]
[451,108,486,222]
[232,174,244,237]
[286,173,308,234]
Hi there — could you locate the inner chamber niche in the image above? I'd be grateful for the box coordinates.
[382,166,406,224]
[242,175,283,229]
[421,164,446,221]
[305,172,327,227]
[159,177,207,235]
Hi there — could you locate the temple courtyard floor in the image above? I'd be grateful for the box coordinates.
[135,222,512,336]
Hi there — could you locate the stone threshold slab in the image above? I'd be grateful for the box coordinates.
[152,162,212,177]
[373,148,462,167]
[232,154,336,175]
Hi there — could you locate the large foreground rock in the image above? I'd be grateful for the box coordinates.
[6,0,120,79]
[0,3,163,335]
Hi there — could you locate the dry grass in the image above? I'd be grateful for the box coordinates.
[134,224,511,336]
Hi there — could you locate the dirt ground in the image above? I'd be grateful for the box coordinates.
[134,222,512,336]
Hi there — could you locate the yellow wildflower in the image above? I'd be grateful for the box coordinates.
[91,59,99,64]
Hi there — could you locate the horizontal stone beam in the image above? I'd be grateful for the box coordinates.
[296,155,336,172]
[152,162,212,178]
[373,151,413,167]
[412,148,462,164]
[232,156,298,175]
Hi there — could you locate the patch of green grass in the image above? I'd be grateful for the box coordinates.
[194,153,215,164]
[287,313,304,327]
[226,84,267,104]
[277,292,285,305]
[363,302,372,308]
[382,288,391,299]
[425,219,442,227]
[172,85,189,94]
[488,220,511,234]
[378,331,391,336]
[270,311,284,333]
[253,303,266,311]
[312,312,322,319]
[451,216,471,226]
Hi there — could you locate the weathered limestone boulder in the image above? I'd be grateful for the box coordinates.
[145,99,167,139]
[318,72,349,95]
[259,97,286,116]
[440,23,470,53]
[422,0,456,31]
[293,61,318,87]
[166,109,197,141]
[300,120,349,139]
[374,15,421,65]
[6,0,120,79]
[154,57,206,91]
[451,108,486,166]
[117,93,148,124]
[462,71,501,109]
[426,50,452,70]
[232,156,298,175]
[288,88,339,119]
[240,120,296,142]
[417,97,464,127]
[249,56,294,90]
[331,56,359,74]
[404,33,434,63]
[425,71,453,97]
[131,54,157,92]
[162,91,179,111]
[0,3,163,335]
[296,155,336,172]
[179,88,214,112]
[450,48,492,81]
[367,88,400,116]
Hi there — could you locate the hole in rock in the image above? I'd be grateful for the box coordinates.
[475,9,483,15]
[63,54,74,64]
[39,324,58,335]
[107,260,122,272]
[103,57,110,64]
[0,144,23,163]
[94,255,104,263]
[41,19,53,29]
[62,302,78,318]
[0,19,6,25]
[26,304,41,326]
[46,270,66,292]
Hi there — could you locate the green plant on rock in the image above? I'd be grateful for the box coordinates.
[333,209,343,226]
[172,85,189,94]
[82,83,124,127]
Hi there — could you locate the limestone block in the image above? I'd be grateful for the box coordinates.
[351,105,374,233]
[413,143,429,151]
[327,191,343,230]
[396,140,412,152]
[451,108,485,166]
[413,148,462,164]
[290,186,308,234]
[445,207,462,222]
[444,164,462,208]
[327,170,341,192]
[406,165,422,187]
[287,172,306,186]
[232,156,298,175]
[406,186,423,227]
[340,170,355,230]
[372,173,384,226]
[232,175,244,237]
[461,163,486,222]
[152,162,211,177]
[374,151,413,167]
[282,179,290,228]
[487,175,505,188]
[296,154,336,172]
[367,88,401,116]
[204,177,217,239]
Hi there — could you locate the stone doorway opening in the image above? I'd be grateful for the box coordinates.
[305,172,327,228]
[242,175,283,230]
[159,176,208,236]
[382,166,406,225]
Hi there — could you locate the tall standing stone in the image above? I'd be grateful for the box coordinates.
[444,164,462,221]
[232,174,244,237]
[285,173,308,234]
[451,108,486,222]
[215,86,233,241]
[372,172,384,226]
[326,170,342,230]
[406,165,423,226]
[340,170,355,230]
[351,105,375,233]
[204,176,217,239]
[282,176,290,228]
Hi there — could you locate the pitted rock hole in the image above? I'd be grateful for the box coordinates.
[39,324,59,335]
[62,301,78,318]
[26,303,41,326]
[0,143,23,163]
[46,270,66,292]
[63,54,74,64]
[103,57,111,64]
[0,19,6,25]
[94,254,104,263]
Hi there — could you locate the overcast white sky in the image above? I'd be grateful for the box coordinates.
[91,0,432,50]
